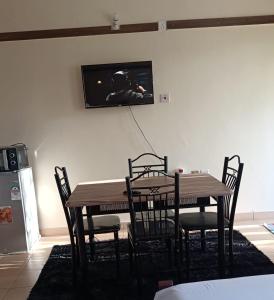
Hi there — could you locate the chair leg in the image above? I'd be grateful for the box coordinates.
[114,231,120,277]
[229,228,234,267]
[134,245,142,295]
[175,238,182,283]
[71,237,77,286]
[89,233,95,261]
[86,207,95,261]
[179,230,183,263]
[200,206,206,251]
[128,235,133,273]
[166,238,172,267]
[185,230,190,281]
[75,235,80,266]
[201,230,206,251]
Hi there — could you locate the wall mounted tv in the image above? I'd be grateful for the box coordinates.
[81,61,154,108]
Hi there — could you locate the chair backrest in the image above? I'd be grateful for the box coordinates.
[54,166,75,242]
[128,153,168,178]
[221,155,244,226]
[126,170,180,241]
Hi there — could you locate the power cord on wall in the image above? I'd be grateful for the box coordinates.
[128,106,159,157]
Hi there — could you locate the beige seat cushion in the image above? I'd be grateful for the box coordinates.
[179,212,229,230]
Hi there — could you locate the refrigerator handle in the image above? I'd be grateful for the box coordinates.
[3,150,9,170]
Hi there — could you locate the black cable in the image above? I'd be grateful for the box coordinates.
[128,106,158,157]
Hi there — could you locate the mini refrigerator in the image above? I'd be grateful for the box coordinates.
[0,167,40,253]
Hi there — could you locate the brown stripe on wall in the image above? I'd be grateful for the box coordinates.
[0,22,158,42]
[0,15,274,42]
[167,15,274,30]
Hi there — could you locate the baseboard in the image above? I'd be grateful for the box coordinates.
[40,227,69,237]
[234,212,254,221]
[40,212,274,237]
[40,223,128,237]
[253,211,274,220]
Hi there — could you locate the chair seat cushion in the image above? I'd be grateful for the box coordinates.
[128,218,175,240]
[74,215,120,235]
[179,212,229,230]
[92,215,120,232]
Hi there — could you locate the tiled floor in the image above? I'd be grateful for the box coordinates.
[0,236,69,300]
[1,220,274,299]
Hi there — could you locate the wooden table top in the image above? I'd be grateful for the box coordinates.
[66,174,232,208]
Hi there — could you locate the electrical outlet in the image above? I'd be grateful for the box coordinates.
[160,93,170,104]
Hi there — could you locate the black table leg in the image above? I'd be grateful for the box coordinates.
[217,196,225,277]
[75,207,87,279]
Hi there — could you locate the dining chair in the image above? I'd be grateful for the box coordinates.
[128,152,174,260]
[128,153,210,250]
[128,153,173,218]
[126,170,181,291]
[54,166,121,281]
[179,155,244,278]
[128,153,168,178]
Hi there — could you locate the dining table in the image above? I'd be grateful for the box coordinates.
[66,173,232,278]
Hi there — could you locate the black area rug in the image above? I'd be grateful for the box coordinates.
[28,230,274,300]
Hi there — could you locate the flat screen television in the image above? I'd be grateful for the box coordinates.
[81,61,154,108]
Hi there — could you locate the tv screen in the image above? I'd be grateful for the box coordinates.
[81,61,154,108]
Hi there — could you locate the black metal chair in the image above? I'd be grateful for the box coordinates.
[179,155,244,277]
[128,153,168,178]
[126,170,181,291]
[54,166,121,281]
[128,153,174,220]
[128,153,210,251]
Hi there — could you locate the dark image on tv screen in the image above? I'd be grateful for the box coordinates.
[81,61,154,108]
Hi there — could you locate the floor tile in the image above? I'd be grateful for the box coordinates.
[12,270,41,288]
[3,287,31,300]
[29,254,49,261]
[241,233,274,242]
[0,275,17,289]
[0,289,8,300]
[0,253,29,262]
[22,259,45,271]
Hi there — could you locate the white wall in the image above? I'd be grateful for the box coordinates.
[1,1,274,230]
[1,0,274,31]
